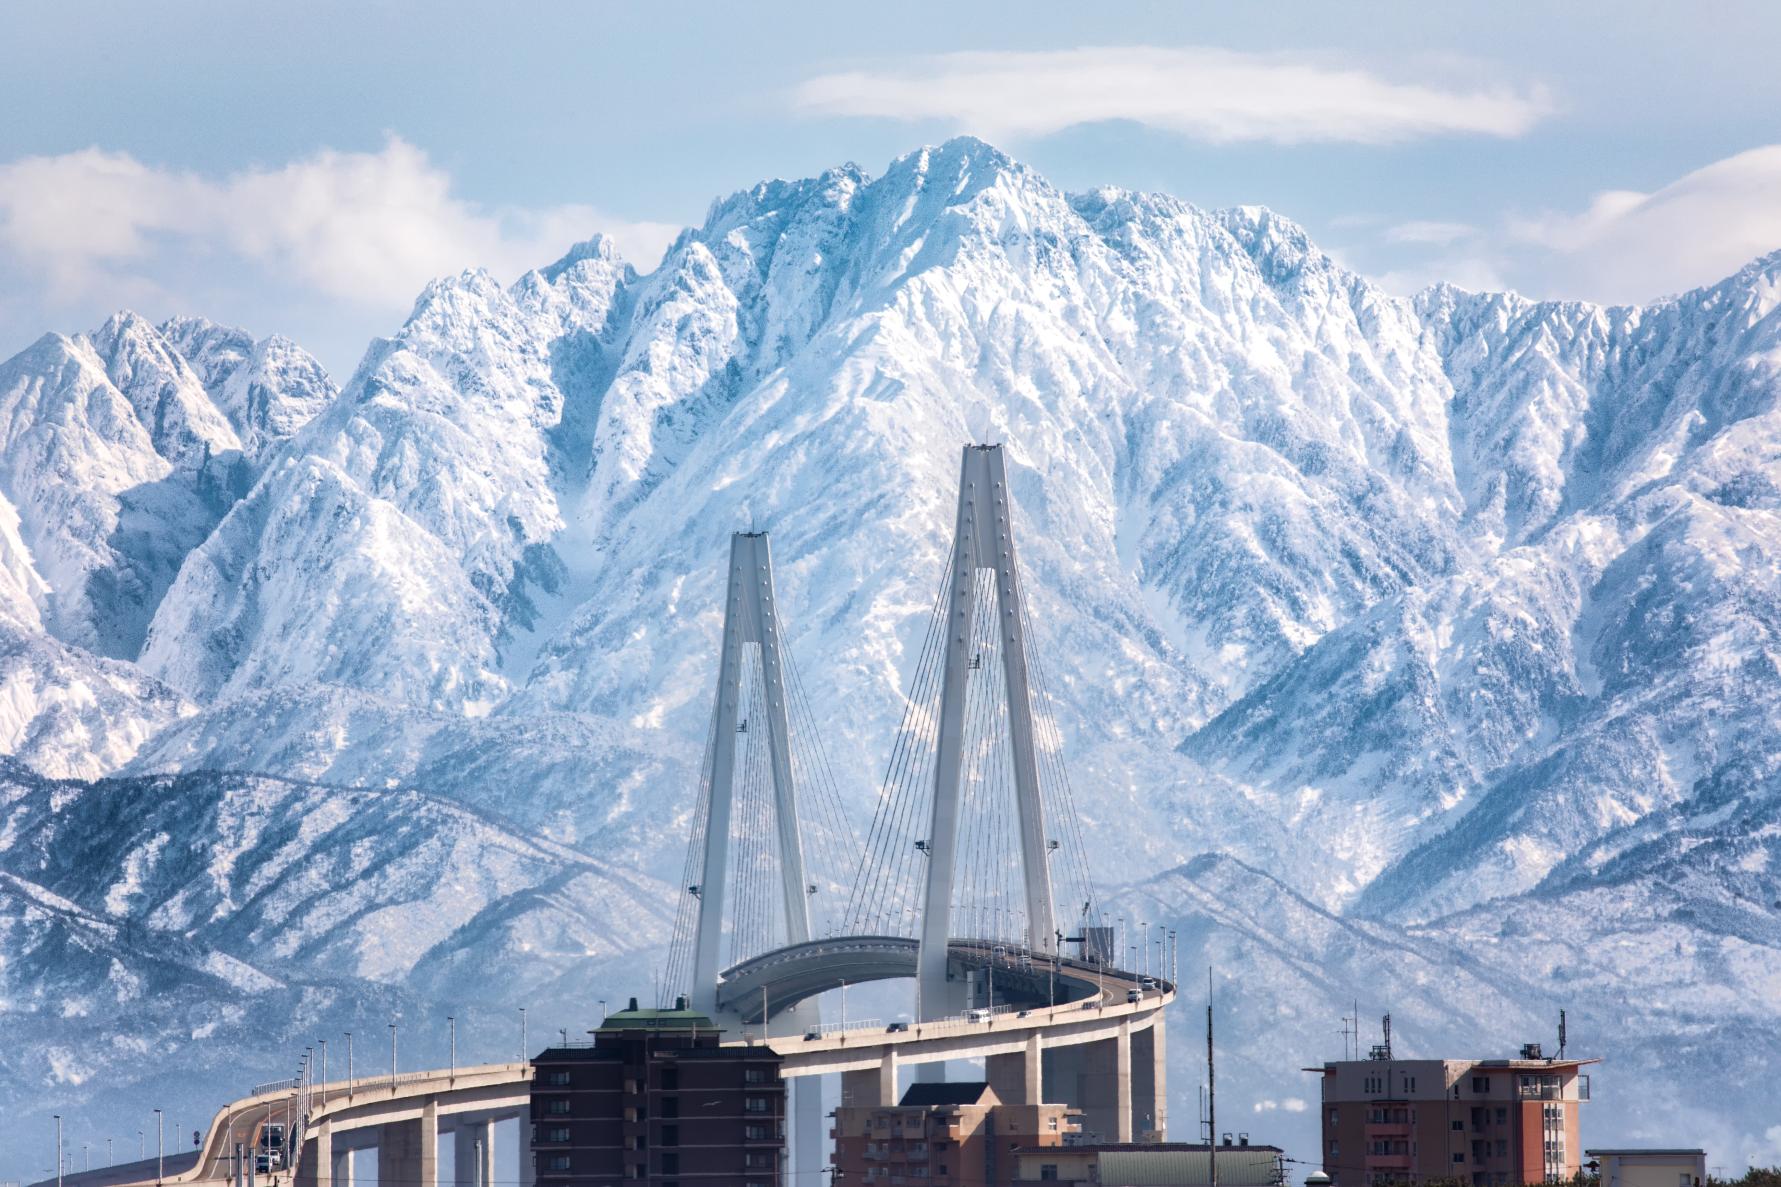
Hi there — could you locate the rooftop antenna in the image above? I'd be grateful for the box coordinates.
[1382,1013,1393,1059]
[1558,1009,1567,1059]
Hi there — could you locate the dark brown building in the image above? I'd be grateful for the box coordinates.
[530,997,786,1187]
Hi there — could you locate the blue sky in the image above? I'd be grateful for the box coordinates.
[4,0,1780,375]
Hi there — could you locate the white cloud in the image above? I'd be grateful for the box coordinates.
[0,138,680,314]
[1357,145,1781,306]
[794,47,1553,146]
[1505,144,1781,302]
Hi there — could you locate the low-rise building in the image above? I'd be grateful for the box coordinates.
[1587,1148,1708,1187]
[831,1081,1077,1186]
[529,996,785,1186]
[1305,1044,1596,1187]
[1011,1139,1285,1186]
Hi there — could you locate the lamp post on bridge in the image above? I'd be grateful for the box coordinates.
[154,1107,163,1186]
[344,1032,353,1098]
[447,1015,455,1082]
[52,1114,61,1187]
[389,1021,398,1091]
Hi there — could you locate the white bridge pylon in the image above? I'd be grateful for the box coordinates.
[689,530,814,1014]
[917,443,1057,1018]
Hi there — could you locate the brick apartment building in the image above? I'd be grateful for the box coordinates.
[1307,1045,1596,1187]
[530,997,786,1186]
[831,1081,1077,1186]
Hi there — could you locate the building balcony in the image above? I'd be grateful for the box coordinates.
[1517,1085,1567,1101]
[1364,1155,1413,1171]
[1365,1124,1412,1139]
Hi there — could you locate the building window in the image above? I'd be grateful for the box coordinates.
[1472,1077,1488,1093]
[661,1125,679,1147]
[545,1128,569,1143]
[1048,1118,1059,1131]
[1454,1155,1465,1164]
[545,1099,570,1115]
[1406,1077,1417,1092]
[660,1153,679,1175]
[1453,1121,1463,1131]
[543,1070,570,1086]
[745,1067,771,1084]
[660,1069,679,1091]
[745,1097,770,1113]
[659,1096,678,1119]
[547,1156,570,1172]
[1330,1110,1339,1125]
[745,1125,769,1141]
[1041,1167,1059,1182]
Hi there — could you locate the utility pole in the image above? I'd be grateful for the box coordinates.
[389,1022,398,1090]
[53,1115,61,1187]
[448,1016,456,1081]
[520,1008,528,1062]
[155,1108,164,1186]
[318,1040,327,1105]
[1207,970,1217,1187]
[108,1138,113,1168]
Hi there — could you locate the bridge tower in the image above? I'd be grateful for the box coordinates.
[682,529,825,1178]
[917,443,1057,1019]
[689,530,816,1007]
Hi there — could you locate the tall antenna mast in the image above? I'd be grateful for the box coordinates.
[1208,967,1218,1187]
[1558,1009,1567,1058]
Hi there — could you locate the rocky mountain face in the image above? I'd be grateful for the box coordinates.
[2,139,1780,1172]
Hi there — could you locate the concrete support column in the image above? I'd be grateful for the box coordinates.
[333,1147,355,1187]
[987,1034,1044,1105]
[452,1120,493,1187]
[311,1119,332,1187]
[794,1079,823,1187]
[1133,1016,1167,1140]
[381,1103,438,1187]
[1116,1019,1133,1143]
[516,1112,534,1187]
[841,1050,900,1108]
[1068,1030,1133,1144]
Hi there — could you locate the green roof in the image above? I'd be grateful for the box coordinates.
[596,1006,716,1031]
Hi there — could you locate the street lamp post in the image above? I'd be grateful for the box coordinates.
[389,1022,398,1091]
[108,1138,114,1168]
[519,1008,527,1062]
[345,1032,353,1098]
[318,1040,328,1106]
[155,1108,164,1185]
[53,1114,61,1187]
[448,1016,455,1081]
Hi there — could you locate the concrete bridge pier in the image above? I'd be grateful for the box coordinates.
[450,1118,494,1187]
[1133,1015,1167,1140]
[1042,1024,1132,1143]
[839,1050,899,1108]
[380,1101,439,1187]
[987,1033,1043,1105]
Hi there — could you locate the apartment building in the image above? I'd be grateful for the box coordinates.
[530,996,786,1186]
[1305,1044,1596,1187]
[831,1081,1077,1187]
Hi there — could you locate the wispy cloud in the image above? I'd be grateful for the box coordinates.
[1504,145,1781,302]
[1357,145,1781,305]
[793,47,1553,145]
[0,137,680,321]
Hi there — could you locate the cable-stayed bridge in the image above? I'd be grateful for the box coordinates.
[43,444,1174,1187]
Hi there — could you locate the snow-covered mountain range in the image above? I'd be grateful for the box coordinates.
[2,138,1779,1173]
